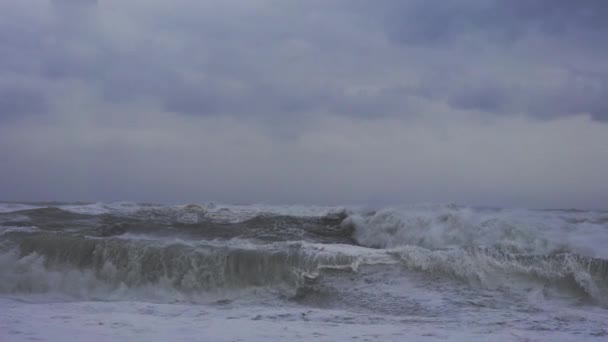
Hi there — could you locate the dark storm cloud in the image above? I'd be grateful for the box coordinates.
[339,0,608,120]
[497,0,608,34]
[0,1,417,121]
[447,70,608,120]
[2,0,604,122]
[364,0,608,45]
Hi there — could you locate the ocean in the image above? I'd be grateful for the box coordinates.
[1,202,607,341]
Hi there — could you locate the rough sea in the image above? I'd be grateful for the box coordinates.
[1,202,607,341]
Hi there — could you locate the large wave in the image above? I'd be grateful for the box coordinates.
[0,236,388,301]
[1,202,608,305]
[344,205,608,256]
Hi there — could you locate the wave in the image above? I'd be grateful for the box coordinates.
[3,232,608,305]
[2,202,608,306]
[389,246,608,304]
[0,206,353,244]
[344,205,608,257]
[0,201,348,222]
[338,206,608,304]
[0,232,388,302]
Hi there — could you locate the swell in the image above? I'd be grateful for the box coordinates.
[0,207,353,244]
[0,233,359,299]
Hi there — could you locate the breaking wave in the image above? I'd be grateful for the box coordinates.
[1,202,608,305]
[345,205,608,256]
[391,246,608,303]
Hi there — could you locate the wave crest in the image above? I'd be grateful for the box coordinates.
[344,206,606,257]
[0,234,377,301]
[391,246,608,304]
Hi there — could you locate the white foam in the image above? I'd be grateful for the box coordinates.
[389,245,605,298]
[198,203,349,223]
[59,202,159,215]
[1,296,605,342]
[0,237,393,304]
[55,202,349,223]
[0,298,477,342]
[347,206,608,258]
[0,225,39,236]
[0,203,43,213]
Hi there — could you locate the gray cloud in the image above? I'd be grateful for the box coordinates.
[3,0,604,121]
[363,0,608,46]
[445,70,608,120]
[0,0,607,207]
[0,84,48,120]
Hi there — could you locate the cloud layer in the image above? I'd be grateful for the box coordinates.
[0,0,607,208]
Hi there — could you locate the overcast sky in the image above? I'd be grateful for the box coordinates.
[1,0,607,208]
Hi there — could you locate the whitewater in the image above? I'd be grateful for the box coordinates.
[1,202,607,341]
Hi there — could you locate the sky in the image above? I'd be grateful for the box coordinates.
[1,0,607,209]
